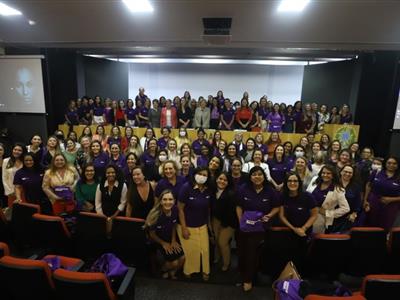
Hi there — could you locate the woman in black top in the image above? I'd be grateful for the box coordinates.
[126,166,156,219]
[211,172,238,271]
[95,165,127,218]
[177,98,192,128]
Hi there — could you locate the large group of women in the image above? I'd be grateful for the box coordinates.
[65,88,353,132]
[1,89,399,292]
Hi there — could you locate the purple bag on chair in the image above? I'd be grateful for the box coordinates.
[275,279,303,300]
[90,253,128,279]
[53,186,73,201]
[42,256,74,271]
[239,211,264,233]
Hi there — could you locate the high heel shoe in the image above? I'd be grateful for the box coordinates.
[202,273,210,281]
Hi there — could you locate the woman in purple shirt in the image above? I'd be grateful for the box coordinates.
[125,99,137,127]
[87,140,110,181]
[236,166,280,291]
[177,167,213,281]
[364,156,400,230]
[268,145,289,191]
[109,143,127,174]
[210,98,220,130]
[219,99,235,130]
[279,172,318,274]
[267,103,285,132]
[192,128,210,156]
[146,189,184,279]
[92,97,105,125]
[13,152,51,214]
[155,160,186,201]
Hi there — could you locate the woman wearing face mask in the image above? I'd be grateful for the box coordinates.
[2,143,25,207]
[267,145,289,191]
[86,140,110,181]
[126,166,156,219]
[177,167,213,281]
[240,138,256,163]
[306,165,349,233]
[211,172,238,271]
[14,152,51,213]
[236,166,280,291]
[146,190,185,279]
[145,149,168,182]
[279,172,318,274]
[364,156,400,230]
[42,153,79,215]
[155,160,186,201]
[287,145,306,169]
[95,165,127,218]
[176,128,191,151]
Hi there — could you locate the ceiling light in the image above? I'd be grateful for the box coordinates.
[122,0,153,13]
[278,0,310,12]
[0,2,22,16]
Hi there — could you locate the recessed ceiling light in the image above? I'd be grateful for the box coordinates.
[0,2,22,16]
[278,0,310,12]
[122,0,153,13]
[28,20,36,25]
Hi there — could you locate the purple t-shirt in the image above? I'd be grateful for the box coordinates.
[267,159,289,185]
[104,107,113,123]
[197,155,209,167]
[192,139,210,156]
[93,106,104,116]
[66,110,79,124]
[93,152,110,178]
[369,170,400,197]
[149,205,178,242]
[110,154,127,172]
[157,138,169,150]
[258,107,269,120]
[267,112,285,132]
[107,136,121,147]
[281,192,316,228]
[141,152,156,166]
[178,182,213,227]
[125,107,137,120]
[311,183,334,207]
[13,168,46,202]
[155,176,187,200]
[237,183,281,214]
[256,144,268,156]
[221,109,235,129]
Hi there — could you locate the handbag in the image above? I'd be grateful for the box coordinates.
[239,211,264,233]
[90,253,128,279]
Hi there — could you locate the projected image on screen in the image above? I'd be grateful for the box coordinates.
[0,58,46,113]
[394,92,400,130]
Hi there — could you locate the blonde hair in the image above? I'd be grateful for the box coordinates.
[48,153,74,175]
[159,160,180,177]
[145,190,174,229]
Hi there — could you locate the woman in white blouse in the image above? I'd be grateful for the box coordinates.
[2,143,25,207]
[242,149,271,181]
[95,165,127,219]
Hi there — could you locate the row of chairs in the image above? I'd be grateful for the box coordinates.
[0,242,136,300]
[263,226,400,278]
[0,203,147,265]
[280,274,400,300]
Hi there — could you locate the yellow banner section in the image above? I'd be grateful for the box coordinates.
[58,124,359,148]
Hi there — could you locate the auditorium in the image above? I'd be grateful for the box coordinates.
[1,1,400,299]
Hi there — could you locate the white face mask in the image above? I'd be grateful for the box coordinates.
[371,164,382,171]
[295,151,304,158]
[195,174,208,185]
[179,131,186,137]
[159,155,167,162]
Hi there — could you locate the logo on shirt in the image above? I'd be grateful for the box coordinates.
[21,177,28,181]
[297,207,304,210]
[262,198,269,202]
[189,196,195,200]
[244,197,250,201]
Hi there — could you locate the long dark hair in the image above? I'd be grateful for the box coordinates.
[314,164,341,188]
[383,156,400,180]
[190,167,210,187]
[6,142,26,169]
[80,163,97,184]
[21,152,43,173]
[246,165,269,188]
[282,171,303,198]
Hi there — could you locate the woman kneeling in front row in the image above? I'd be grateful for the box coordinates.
[145,189,185,279]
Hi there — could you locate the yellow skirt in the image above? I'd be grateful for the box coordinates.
[177,224,210,275]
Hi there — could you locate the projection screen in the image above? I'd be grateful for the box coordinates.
[0,56,46,113]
